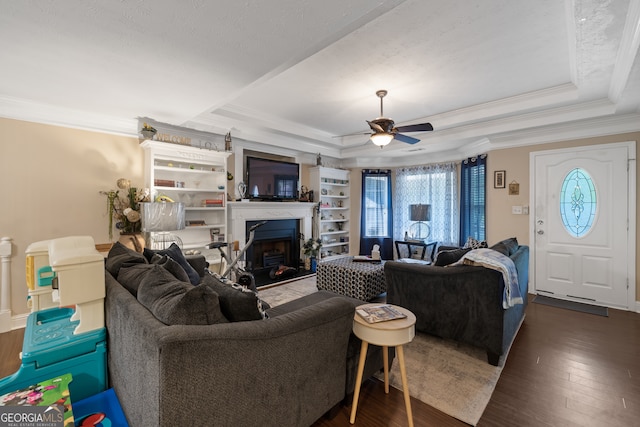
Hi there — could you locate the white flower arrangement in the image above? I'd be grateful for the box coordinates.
[302,238,322,258]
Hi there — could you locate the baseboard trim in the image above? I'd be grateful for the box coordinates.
[11,313,28,330]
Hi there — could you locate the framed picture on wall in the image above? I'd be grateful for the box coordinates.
[494,170,506,188]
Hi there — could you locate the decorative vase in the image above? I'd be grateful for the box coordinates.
[304,257,311,271]
[118,232,145,253]
[310,257,317,273]
[141,130,156,140]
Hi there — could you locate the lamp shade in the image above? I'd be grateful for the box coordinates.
[409,204,431,222]
[141,202,185,232]
[370,133,394,147]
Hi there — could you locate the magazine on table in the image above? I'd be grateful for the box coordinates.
[356,304,407,323]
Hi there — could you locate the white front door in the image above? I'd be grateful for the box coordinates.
[531,142,635,309]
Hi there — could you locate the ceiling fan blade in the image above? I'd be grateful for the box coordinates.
[367,120,385,133]
[332,131,370,138]
[394,133,420,144]
[395,122,434,133]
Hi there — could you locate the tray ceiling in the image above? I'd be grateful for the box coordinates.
[1,0,639,165]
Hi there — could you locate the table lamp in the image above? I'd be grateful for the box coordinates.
[141,202,186,249]
[409,204,431,240]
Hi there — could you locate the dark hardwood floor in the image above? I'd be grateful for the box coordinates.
[1,299,638,426]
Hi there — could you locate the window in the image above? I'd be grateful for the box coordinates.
[361,171,392,237]
[394,163,458,246]
[360,169,394,258]
[560,167,597,238]
[460,155,486,245]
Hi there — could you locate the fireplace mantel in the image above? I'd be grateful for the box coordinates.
[227,202,316,250]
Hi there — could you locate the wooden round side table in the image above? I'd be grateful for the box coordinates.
[350,304,417,426]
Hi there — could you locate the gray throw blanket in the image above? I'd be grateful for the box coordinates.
[453,248,523,308]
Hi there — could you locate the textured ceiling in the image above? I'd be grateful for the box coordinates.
[1,0,639,166]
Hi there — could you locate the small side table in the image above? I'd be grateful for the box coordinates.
[350,304,417,426]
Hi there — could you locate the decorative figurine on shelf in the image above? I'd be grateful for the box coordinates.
[225,132,232,151]
[140,123,157,140]
[317,153,323,166]
[299,186,313,202]
[238,182,247,200]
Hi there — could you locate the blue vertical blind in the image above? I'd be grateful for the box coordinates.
[459,155,486,245]
[360,169,393,258]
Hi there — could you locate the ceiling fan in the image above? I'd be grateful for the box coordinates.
[366,90,433,147]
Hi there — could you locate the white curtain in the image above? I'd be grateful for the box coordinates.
[394,163,459,246]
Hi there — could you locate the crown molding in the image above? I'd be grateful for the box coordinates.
[0,95,137,137]
[341,112,640,168]
[488,112,640,148]
[2,93,637,169]
[409,83,580,130]
[608,0,640,102]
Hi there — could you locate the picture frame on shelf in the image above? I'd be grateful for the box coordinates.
[494,170,506,188]
[210,228,220,240]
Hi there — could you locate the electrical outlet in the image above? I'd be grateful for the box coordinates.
[523,206,529,215]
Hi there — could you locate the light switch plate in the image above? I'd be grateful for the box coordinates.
[512,206,523,214]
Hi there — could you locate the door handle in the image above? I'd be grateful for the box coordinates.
[537,230,544,235]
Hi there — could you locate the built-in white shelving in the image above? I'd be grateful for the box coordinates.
[141,140,231,264]
[309,166,350,260]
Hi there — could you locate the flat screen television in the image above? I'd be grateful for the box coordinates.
[246,156,299,201]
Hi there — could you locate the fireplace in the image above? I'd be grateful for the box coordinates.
[245,219,300,274]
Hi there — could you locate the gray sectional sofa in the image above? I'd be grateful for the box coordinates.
[104,242,389,426]
[385,238,529,366]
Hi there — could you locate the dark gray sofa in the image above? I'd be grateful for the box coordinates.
[106,271,357,426]
[385,243,529,366]
[103,239,392,426]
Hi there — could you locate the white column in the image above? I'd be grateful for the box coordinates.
[0,237,13,332]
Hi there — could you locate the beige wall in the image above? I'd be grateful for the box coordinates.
[1,117,637,320]
[0,118,143,318]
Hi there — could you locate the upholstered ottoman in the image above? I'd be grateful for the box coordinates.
[316,257,386,301]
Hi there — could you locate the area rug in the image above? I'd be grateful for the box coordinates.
[375,333,501,426]
[533,294,608,317]
[259,277,502,425]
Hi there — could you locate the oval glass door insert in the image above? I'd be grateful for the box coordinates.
[560,167,597,238]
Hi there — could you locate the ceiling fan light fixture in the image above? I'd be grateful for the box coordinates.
[370,132,394,147]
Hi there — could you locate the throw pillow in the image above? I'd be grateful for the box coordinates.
[434,248,471,266]
[106,242,147,277]
[202,273,269,322]
[137,265,228,325]
[463,237,488,249]
[150,253,191,283]
[489,242,510,257]
[143,243,200,285]
[490,237,519,256]
[501,237,519,255]
[117,264,155,296]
